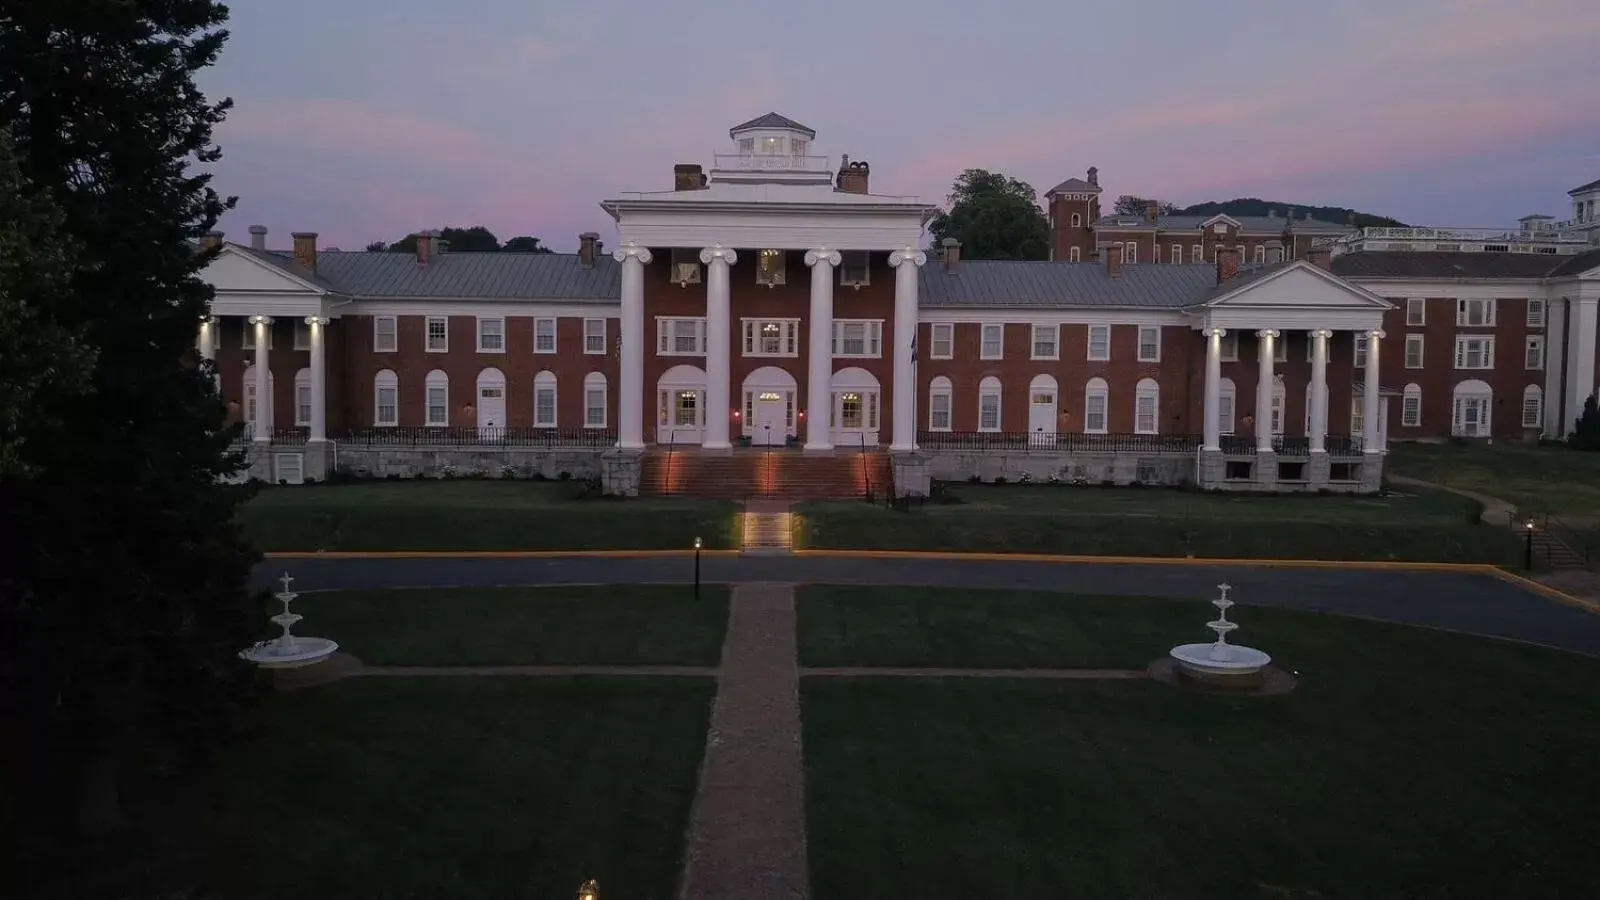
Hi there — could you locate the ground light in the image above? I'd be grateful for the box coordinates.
[694,536,702,598]
[1525,519,1536,571]
[578,878,598,900]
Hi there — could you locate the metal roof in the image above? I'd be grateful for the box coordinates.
[1330,251,1567,280]
[918,260,1221,309]
[1097,213,1349,234]
[1045,177,1100,195]
[729,113,816,138]
[1568,178,1600,195]
[1549,247,1600,278]
[234,246,620,300]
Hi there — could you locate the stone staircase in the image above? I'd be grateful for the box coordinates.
[643,448,891,501]
[1528,526,1589,570]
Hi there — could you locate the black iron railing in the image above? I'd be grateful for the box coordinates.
[338,427,616,448]
[917,431,1202,453]
[1219,434,1366,457]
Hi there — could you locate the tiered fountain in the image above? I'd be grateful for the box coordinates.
[1169,583,1272,686]
[240,573,339,669]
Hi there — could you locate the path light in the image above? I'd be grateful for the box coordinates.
[578,879,598,900]
[694,536,703,598]
[1525,519,1536,572]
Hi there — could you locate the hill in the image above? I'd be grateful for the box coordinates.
[1176,198,1405,228]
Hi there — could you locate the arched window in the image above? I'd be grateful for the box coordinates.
[1451,379,1493,437]
[1070,212,1081,227]
[424,370,449,427]
[1219,378,1236,435]
[928,375,953,431]
[374,369,399,427]
[978,376,1002,432]
[1134,378,1160,434]
[293,367,312,426]
[1401,383,1422,428]
[1521,384,1543,430]
[1068,246,1081,262]
[1084,377,1109,434]
[584,372,608,429]
[533,370,558,428]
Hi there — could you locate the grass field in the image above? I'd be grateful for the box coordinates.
[239,480,737,551]
[801,588,1600,899]
[291,585,730,666]
[797,481,1522,563]
[1386,441,1600,517]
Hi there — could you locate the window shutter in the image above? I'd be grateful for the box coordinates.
[658,324,669,354]
[830,322,841,356]
[696,320,707,353]
[1485,338,1494,369]
[1453,340,1464,368]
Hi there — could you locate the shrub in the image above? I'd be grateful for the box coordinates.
[1569,394,1600,451]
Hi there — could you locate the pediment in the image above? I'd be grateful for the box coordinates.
[1207,262,1392,310]
[202,247,324,294]
[1201,213,1241,231]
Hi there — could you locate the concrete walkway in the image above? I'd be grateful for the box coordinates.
[1388,473,1517,525]
[678,583,810,900]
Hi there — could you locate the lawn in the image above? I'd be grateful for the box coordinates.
[797,482,1522,564]
[293,585,730,666]
[1386,440,1600,517]
[239,480,738,551]
[802,591,1600,898]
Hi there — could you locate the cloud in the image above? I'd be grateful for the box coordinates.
[222,99,503,168]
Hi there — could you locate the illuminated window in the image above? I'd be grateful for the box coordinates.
[757,249,786,285]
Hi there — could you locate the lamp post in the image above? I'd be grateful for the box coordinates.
[578,879,598,900]
[1524,519,1536,572]
[693,536,702,598]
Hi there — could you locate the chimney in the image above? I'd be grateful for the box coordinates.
[836,156,870,194]
[1216,247,1240,284]
[1104,243,1122,278]
[248,224,268,250]
[435,239,450,255]
[578,232,600,268]
[941,237,961,273]
[673,163,705,191]
[414,231,432,266]
[1306,247,1332,270]
[1145,200,1159,225]
[199,230,224,252]
[1087,166,1098,187]
[291,232,318,272]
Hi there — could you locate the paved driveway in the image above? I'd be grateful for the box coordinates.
[253,555,1600,657]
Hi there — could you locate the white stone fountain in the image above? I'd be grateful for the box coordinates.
[1169,582,1271,684]
[240,573,339,669]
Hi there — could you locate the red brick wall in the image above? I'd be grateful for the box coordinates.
[1048,195,1099,262]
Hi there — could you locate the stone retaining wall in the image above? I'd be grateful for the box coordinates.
[331,446,606,481]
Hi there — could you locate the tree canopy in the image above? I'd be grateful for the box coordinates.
[1113,195,1179,217]
[380,226,553,253]
[0,1,261,854]
[502,235,552,253]
[928,169,1050,261]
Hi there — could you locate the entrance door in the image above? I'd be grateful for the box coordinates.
[752,392,786,446]
[478,384,505,429]
[1458,396,1487,437]
[1028,389,1057,447]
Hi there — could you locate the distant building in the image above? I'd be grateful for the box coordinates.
[1335,175,1600,256]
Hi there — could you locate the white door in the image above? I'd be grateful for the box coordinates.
[1459,397,1487,436]
[752,392,786,445]
[1028,390,1057,447]
[478,385,505,429]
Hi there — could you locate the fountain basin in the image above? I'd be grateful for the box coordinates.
[1169,642,1271,681]
[240,637,339,669]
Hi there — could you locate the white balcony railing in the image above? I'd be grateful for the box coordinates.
[711,153,830,174]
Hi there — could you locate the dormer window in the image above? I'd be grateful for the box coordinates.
[791,139,808,156]
[757,249,786,286]
[759,136,784,155]
[738,138,754,154]
[671,248,702,286]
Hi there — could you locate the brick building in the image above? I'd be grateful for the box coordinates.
[199,115,1600,495]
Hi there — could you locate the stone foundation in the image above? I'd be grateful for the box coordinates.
[890,451,932,499]
[925,448,1384,494]
[600,449,644,497]
[334,446,604,481]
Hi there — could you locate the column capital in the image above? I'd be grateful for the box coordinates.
[304,315,330,327]
[1203,326,1227,337]
[199,313,214,325]
[1255,328,1280,339]
[699,245,738,266]
[888,248,927,268]
[612,241,653,265]
[805,248,842,268]
[248,315,274,326]
[1368,329,1386,340]
[1311,328,1333,339]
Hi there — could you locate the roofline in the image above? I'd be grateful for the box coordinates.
[1339,274,1553,285]
[220,244,334,295]
[600,198,940,222]
[345,294,621,303]
[1193,260,1394,309]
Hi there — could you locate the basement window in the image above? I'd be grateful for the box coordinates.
[1225,460,1253,481]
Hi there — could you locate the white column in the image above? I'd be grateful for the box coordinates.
[1363,329,1384,454]
[1309,328,1331,453]
[1255,329,1278,452]
[1202,327,1223,451]
[1544,296,1566,437]
[250,315,272,442]
[699,245,737,449]
[613,242,652,449]
[888,248,927,451]
[804,248,841,451]
[1566,297,1598,432]
[306,316,329,442]
[197,317,217,388]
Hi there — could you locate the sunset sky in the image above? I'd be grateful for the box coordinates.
[203,0,1600,252]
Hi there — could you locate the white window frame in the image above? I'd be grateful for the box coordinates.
[1525,335,1544,370]
[424,371,449,426]
[1405,298,1426,326]
[1070,212,1081,227]
[583,318,606,355]
[1122,243,1137,264]
[1456,298,1496,327]
[743,318,801,358]
[1354,334,1370,368]
[533,371,558,428]
[533,317,557,354]
[1134,379,1159,435]
[292,319,311,351]
[425,316,448,353]
[1191,244,1203,263]
[978,379,1002,432]
[1254,245,1266,264]
[838,250,870,287]
[1526,298,1545,329]
[1068,246,1081,262]
[374,370,399,427]
[373,316,397,353]
[831,320,884,358]
[1137,326,1160,363]
[1084,379,1109,434]
[1030,324,1059,360]
[477,316,506,353]
[1401,385,1422,427]
[657,317,707,356]
[1454,336,1495,370]
[928,377,953,431]
[1220,331,1238,362]
[1087,324,1110,361]
[1171,244,1183,264]
[979,324,1004,360]
[1218,379,1236,435]
[293,369,312,426]
[584,373,607,429]
[929,323,954,360]
[1404,335,1425,369]
[1521,386,1543,429]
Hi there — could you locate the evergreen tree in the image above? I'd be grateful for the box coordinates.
[1570,394,1600,451]
[0,1,262,848]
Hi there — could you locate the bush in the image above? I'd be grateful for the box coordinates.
[1569,394,1600,451]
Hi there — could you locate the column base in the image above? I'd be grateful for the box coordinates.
[1253,450,1278,492]
[889,441,917,452]
[803,443,835,454]
[617,439,646,451]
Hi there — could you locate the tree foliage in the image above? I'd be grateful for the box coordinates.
[1175,197,1406,228]
[0,1,262,848]
[385,225,540,253]
[1112,194,1178,217]
[1570,394,1600,451]
[502,235,553,253]
[928,169,1050,261]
